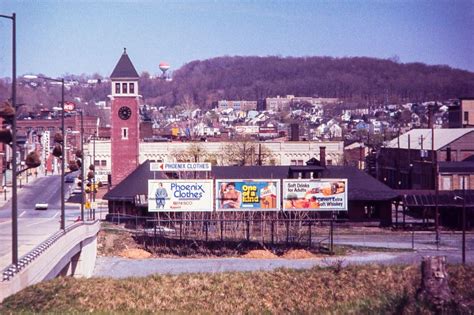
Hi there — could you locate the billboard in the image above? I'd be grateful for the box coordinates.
[216,179,280,211]
[148,180,214,212]
[282,179,348,211]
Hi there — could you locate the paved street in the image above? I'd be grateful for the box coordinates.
[0,174,83,271]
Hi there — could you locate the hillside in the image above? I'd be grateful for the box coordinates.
[165,56,474,107]
[1,56,473,110]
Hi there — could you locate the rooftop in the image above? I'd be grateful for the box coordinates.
[110,48,139,79]
[386,128,474,151]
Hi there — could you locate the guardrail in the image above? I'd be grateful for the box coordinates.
[1,220,98,282]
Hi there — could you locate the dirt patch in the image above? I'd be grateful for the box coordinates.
[242,250,278,259]
[97,223,145,257]
[282,249,317,259]
[119,248,152,259]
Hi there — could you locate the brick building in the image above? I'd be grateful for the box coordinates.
[378,128,474,190]
[109,49,140,186]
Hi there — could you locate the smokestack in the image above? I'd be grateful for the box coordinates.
[290,123,299,141]
[446,147,451,162]
[320,146,326,168]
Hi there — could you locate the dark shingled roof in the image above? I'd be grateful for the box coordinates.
[110,48,139,79]
[103,160,166,201]
[463,155,474,162]
[439,161,474,173]
[322,166,399,201]
[105,162,397,202]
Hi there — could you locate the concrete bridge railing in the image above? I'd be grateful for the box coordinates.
[0,220,100,303]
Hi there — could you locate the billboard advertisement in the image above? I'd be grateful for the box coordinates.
[148,180,214,212]
[283,179,348,211]
[216,179,280,211]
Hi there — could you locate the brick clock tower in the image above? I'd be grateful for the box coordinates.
[109,48,140,186]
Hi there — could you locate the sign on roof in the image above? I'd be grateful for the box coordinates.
[150,162,212,172]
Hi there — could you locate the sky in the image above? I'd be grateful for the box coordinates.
[0,0,473,78]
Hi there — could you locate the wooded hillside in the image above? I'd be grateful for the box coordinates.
[1,56,473,110]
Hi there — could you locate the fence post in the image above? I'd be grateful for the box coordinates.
[205,220,208,242]
[153,224,156,249]
[330,218,334,254]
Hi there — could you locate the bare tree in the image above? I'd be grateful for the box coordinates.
[221,139,273,166]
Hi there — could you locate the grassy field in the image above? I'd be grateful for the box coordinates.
[1,264,473,314]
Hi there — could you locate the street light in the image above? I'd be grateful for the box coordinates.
[24,74,65,230]
[1,12,18,265]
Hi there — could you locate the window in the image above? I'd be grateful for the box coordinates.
[327,159,333,165]
[115,83,120,94]
[94,160,100,166]
[464,111,469,122]
[459,175,469,190]
[129,83,135,94]
[101,160,107,167]
[122,83,128,94]
[442,176,452,190]
[121,127,128,139]
[290,159,297,166]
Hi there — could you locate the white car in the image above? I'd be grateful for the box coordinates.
[34,203,48,210]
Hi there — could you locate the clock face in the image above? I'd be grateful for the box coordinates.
[118,106,132,120]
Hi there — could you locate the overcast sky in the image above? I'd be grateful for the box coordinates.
[0,0,473,78]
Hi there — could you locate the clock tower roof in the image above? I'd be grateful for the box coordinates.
[110,48,139,79]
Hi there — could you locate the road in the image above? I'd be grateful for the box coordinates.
[0,174,83,270]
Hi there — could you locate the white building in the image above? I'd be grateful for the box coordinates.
[84,140,344,182]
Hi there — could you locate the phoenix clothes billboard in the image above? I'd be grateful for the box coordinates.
[283,179,348,211]
[148,180,214,212]
[216,180,280,211]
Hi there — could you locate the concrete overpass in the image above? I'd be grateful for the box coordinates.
[0,220,100,302]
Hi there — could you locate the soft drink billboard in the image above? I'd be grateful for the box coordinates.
[282,179,348,211]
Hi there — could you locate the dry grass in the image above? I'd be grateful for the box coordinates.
[1,265,473,314]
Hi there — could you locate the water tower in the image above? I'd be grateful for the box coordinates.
[159,62,170,79]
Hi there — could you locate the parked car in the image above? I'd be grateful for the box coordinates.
[35,203,48,210]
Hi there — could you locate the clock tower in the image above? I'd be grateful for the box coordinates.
[109,48,140,186]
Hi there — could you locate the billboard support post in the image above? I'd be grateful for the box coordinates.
[271,220,275,244]
[220,219,224,241]
[246,220,250,241]
[330,212,335,254]
[308,221,312,247]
